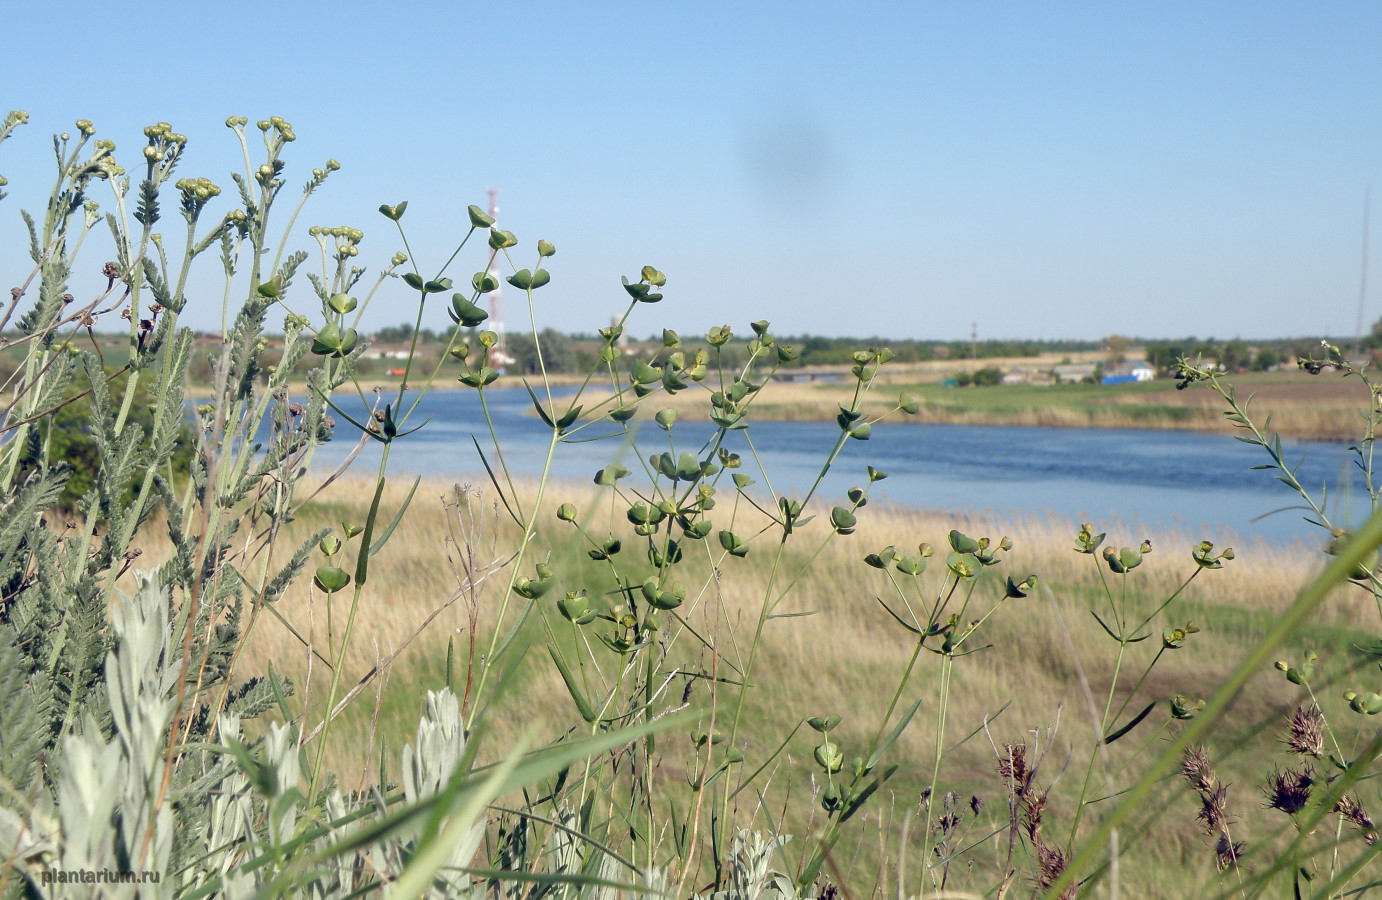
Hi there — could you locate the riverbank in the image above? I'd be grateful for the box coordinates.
[575,368,1367,440]
[187,361,1366,440]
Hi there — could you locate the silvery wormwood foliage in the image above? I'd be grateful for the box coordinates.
[0,576,496,899]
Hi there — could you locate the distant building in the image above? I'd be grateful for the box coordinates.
[1002,367,1055,386]
[771,367,845,384]
[1053,363,1098,384]
[1101,360,1155,384]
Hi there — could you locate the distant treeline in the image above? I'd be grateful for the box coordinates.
[362,327,1108,375]
[364,323,1371,376]
[1141,336,1371,373]
[3,327,1372,384]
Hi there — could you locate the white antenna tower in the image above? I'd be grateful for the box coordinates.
[1356,186,1372,352]
[485,187,506,364]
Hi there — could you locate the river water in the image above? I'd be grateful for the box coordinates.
[306,386,1371,547]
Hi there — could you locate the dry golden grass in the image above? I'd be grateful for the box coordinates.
[129,476,1354,763]
[120,473,1370,892]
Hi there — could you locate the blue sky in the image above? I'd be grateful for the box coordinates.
[3,1,1380,341]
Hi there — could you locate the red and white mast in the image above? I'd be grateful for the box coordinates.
[485,187,508,368]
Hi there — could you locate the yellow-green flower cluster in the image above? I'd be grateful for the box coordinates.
[176,177,222,216]
[257,116,296,142]
[309,225,364,258]
[176,177,221,203]
[142,121,187,170]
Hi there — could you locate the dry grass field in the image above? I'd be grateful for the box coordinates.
[117,470,1374,893]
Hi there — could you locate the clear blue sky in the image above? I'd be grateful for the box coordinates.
[4,1,1380,342]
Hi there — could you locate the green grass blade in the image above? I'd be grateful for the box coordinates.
[876,597,924,635]
[471,434,521,526]
[523,378,555,427]
[390,746,521,898]
[730,721,803,800]
[548,645,597,723]
[865,697,922,770]
[1101,700,1155,744]
[368,474,420,557]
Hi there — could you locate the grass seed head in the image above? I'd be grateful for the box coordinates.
[1282,705,1325,758]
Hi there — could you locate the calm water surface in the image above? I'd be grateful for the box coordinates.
[307,387,1370,547]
